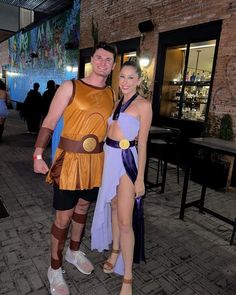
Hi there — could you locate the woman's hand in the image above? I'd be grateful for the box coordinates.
[33,158,49,174]
[134,178,145,198]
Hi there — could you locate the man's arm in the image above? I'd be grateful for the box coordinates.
[33,80,74,174]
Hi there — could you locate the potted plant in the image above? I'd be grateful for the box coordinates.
[218,114,235,189]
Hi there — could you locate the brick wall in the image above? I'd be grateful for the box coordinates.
[80,0,236,137]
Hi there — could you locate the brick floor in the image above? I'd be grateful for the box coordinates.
[0,110,235,295]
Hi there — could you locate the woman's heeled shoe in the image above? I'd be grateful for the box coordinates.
[103,249,120,274]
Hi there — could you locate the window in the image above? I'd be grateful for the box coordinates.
[153,21,222,125]
[160,40,216,121]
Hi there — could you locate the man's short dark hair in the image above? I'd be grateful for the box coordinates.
[92,42,117,61]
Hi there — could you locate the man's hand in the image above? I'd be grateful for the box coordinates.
[34,158,49,174]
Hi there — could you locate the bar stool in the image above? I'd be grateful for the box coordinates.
[161,126,181,184]
[145,126,181,193]
[145,128,172,193]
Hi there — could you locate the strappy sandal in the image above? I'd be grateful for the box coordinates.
[103,249,120,274]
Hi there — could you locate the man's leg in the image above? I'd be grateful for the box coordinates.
[48,209,73,295]
[65,198,94,275]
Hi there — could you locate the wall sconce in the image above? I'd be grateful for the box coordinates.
[139,55,151,68]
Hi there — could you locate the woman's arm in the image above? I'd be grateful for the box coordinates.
[135,99,152,197]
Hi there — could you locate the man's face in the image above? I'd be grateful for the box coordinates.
[91,48,115,78]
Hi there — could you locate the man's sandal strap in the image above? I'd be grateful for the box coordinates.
[111,249,120,254]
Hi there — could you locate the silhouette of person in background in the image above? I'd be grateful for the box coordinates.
[41,80,56,120]
[0,79,10,141]
[24,82,42,134]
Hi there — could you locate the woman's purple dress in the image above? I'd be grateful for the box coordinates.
[91,112,140,275]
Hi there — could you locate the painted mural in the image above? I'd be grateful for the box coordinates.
[8,0,80,103]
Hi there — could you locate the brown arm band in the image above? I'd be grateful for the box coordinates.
[35,127,53,148]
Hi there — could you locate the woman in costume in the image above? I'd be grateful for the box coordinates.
[91,60,152,295]
[0,80,10,141]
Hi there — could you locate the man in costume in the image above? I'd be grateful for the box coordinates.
[33,42,117,295]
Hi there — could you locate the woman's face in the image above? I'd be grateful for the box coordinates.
[119,66,141,96]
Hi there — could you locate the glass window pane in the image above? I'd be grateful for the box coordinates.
[159,44,187,118]
[182,40,216,121]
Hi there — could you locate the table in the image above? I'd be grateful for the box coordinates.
[179,137,236,245]
[145,126,172,193]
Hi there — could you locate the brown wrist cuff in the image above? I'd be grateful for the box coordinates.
[35,127,53,148]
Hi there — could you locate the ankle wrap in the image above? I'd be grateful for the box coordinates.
[70,240,81,251]
[51,257,62,270]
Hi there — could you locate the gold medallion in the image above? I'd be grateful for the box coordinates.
[119,139,130,150]
[83,137,97,152]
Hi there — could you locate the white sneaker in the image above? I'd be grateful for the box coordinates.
[47,267,70,295]
[65,248,94,275]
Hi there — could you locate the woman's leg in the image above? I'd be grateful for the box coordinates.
[104,196,120,271]
[117,174,135,295]
[111,196,120,251]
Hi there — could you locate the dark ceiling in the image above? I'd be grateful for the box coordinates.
[0,0,73,43]
[0,0,73,13]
